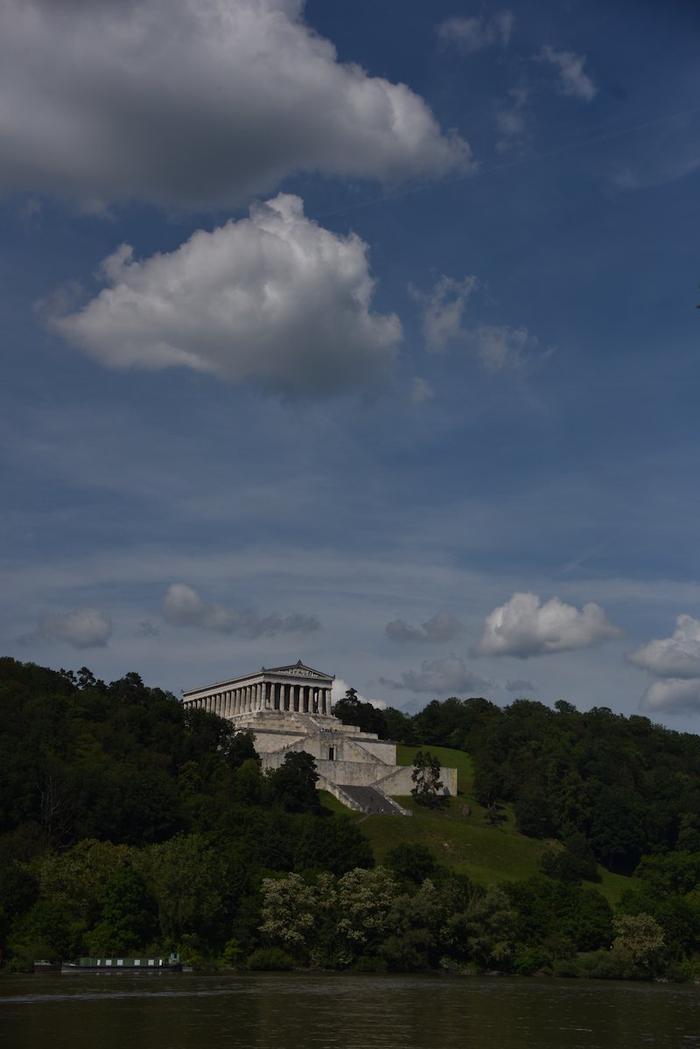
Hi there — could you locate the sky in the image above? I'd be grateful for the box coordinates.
[2,0,700,726]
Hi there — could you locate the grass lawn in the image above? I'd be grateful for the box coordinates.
[326,742,634,905]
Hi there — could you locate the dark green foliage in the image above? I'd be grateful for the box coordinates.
[246,946,294,970]
[0,659,373,969]
[332,688,388,738]
[411,751,446,808]
[541,834,599,883]
[5,658,700,980]
[267,751,320,813]
[385,843,438,885]
[382,691,700,877]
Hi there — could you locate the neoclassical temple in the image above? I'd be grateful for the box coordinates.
[181,661,334,718]
[182,660,457,816]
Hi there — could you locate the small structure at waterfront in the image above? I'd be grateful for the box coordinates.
[61,954,182,973]
[182,660,457,814]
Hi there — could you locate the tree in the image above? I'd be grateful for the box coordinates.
[385,843,438,885]
[411,751,446,808]
[333,688,388,738]
[612,913,665,974]
[267,752,320,813]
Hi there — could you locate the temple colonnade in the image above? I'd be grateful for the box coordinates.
[184,680,332,718]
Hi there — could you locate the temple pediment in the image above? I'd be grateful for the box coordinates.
[261,660,334,680]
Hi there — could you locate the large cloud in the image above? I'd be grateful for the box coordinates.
[0,0,471,208]
[162,583,319,638]
[476,592,622,658]
[630,615,700,714]
[385,611,465,643]
[35,607,112,648]
[380,656,491,695]
[52,194,401,394]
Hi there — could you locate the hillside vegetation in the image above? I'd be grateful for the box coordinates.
[325,744,631,905]
[2,658,700,980]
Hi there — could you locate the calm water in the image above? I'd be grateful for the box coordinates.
[1,972,699,1049]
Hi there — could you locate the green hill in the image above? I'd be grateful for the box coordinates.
[323,742,633,905]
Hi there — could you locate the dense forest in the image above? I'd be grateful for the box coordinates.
[335,691,700,873]
[2,658,700,980]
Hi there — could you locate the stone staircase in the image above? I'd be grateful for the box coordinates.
[326,783,411,816]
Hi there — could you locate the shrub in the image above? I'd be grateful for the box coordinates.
[246,947,294,971]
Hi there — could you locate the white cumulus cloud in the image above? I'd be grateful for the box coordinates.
[380,656,492,695]
[36,608,112,649]
[477,592,622,658]
[162,583,319,638]
[628,614,700,679]
[52,194,401,395]
[385,611,465,643]
[539,46,597,102]
[438,11,514,53]
[0,0,472,209]
[629,615,700,714]
[641,678,700,715]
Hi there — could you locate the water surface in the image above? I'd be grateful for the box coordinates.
[1,972,698,1049]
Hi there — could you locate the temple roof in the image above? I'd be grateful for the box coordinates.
[182,659,333,697]
[261,659,334,679]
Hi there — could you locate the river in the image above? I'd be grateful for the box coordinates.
[1,972,699,1048]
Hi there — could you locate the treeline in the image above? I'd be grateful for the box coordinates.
[3,659,700,979]
[0,658,370,970]
[335,692,700,873]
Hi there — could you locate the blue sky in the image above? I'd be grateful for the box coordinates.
[2,0,700,723]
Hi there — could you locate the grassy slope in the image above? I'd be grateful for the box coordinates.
[322,743,633,906]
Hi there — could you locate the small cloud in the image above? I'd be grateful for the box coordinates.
[630,615,700,714]
[539,46,597,102]
[506,678,535,694]
[469,324,541,371]
[641,677,700,715]
[162,583,319,639]
[135,619,160,639]
[628,614,700,679]
[412,276,548,371]
[476,592,622,659]
[411,377,435,404]
[380,656,492,695]
[438,11,514,53]
[27,607,113,649]
[496,85,531,153]
[386,611,465,643]
[411,274,478,352]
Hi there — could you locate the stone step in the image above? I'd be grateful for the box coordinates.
[334,784,410,816]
